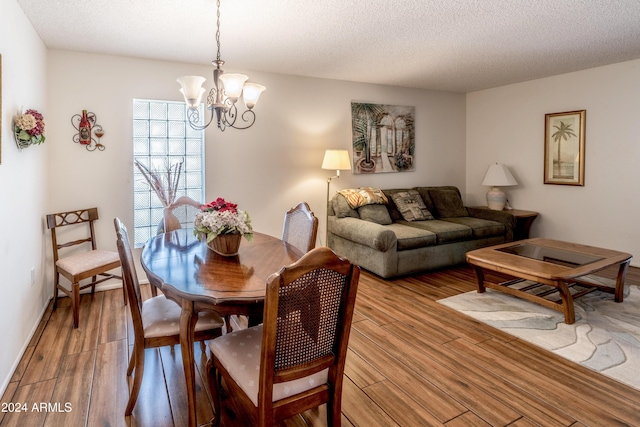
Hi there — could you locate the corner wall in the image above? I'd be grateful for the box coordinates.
[466,59,640,264]
[0,0,50,395]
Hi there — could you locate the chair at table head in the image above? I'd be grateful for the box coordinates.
[46,207,123,328]
[207,246,360,427]
[281,202,319,254]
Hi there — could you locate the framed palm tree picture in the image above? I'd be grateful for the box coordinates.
[351,102,415,174]
[544,110,586,185]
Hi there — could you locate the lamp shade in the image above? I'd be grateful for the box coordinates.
[177,76,206,108]
[322,149,351,171]
[481,163,518,186]
[242,83,266,109]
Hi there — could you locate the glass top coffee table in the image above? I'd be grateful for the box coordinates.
[466,238,632,324]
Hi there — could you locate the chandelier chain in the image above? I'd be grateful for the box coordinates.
[178,0,263,131]
[216,0,221,63]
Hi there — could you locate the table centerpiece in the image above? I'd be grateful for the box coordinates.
[193,198,253,256]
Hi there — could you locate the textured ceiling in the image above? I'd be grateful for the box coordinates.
[16,0,640,93]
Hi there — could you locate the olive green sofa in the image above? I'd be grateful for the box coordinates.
[327,186,516,278]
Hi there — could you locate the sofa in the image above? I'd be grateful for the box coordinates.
[327,186,516,278]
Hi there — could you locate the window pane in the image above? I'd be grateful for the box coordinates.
[132,99,205,247]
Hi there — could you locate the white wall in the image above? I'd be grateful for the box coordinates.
[466,59,640,265]
[46,50,466,255]
[0,0,50,395]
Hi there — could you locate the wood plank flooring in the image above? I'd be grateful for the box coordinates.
[2,264,640,426]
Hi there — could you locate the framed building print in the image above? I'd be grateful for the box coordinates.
[351,102,415,174]
[544,110,585,186]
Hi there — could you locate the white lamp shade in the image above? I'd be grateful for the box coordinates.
[218,73,248,103]
[242,83,266,109]
[322,149,351,171]
[481,163,518,186]
[177,76,206,108]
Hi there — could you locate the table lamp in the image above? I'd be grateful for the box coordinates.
[481,163,518,210]
[321,149,351,243]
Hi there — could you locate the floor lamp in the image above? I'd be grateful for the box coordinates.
[321,149,351,245]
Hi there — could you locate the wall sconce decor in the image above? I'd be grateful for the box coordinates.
[71,110,105,151]
[14,108,46,150]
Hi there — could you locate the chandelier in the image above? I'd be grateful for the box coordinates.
[177,0,265,131]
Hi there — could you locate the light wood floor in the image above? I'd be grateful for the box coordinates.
[2,264,640,427]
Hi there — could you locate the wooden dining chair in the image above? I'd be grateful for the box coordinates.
[114,218,224,416]
[46,207,124,328]
[227,202,319,333]
[282,202,319,254]
[206,246,360,427]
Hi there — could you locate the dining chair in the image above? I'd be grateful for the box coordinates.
[282,202,319,254]
[159,195,203,234]
[114,217,224,416]
[46,207,124,328]
[227,202,319,333]
[206,246,360,427]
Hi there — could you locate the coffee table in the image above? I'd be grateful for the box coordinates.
[466,238,632,324]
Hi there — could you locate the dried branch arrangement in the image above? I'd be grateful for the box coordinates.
[134,158,183,207]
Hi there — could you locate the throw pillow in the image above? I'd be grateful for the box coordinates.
[332,194,359,218]
[382,189,405,221]
[338,187,388,209]
[358,204,392,225]
[429,188,469,218]
[390,190,434,221]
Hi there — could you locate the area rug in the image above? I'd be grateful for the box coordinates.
[438,282,640,390]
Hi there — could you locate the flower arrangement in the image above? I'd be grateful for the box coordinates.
[194,198,254,243]
[14,109,46,148]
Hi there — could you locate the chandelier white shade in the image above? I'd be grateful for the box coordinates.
[177,0,265,131]
[481,163,518,210]
[177,76,207,108]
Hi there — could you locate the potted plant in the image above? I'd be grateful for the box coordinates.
[193,198,253,256]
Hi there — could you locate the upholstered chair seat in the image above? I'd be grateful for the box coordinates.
[209,324,328,406]
[56,250,120,276]
[142,296,223,339]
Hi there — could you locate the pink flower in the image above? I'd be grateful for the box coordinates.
[202,198,238,213]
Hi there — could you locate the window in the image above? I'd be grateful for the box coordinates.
[132,99,205,247]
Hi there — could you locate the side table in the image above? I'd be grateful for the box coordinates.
[472,207,539,240]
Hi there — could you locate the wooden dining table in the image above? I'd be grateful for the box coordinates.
[140,228,303,427]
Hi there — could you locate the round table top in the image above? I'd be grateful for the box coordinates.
[141,229,302,306]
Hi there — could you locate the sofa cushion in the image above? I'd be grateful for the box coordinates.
[397,219,472,244]
[332,194,359,218]
[429,188,469,218]
[384,223,437,250]
[358,204,392,225]
[390,190,435,221]
[338,187,388,209]
[413,187,438,215]
[441,217,505,239]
